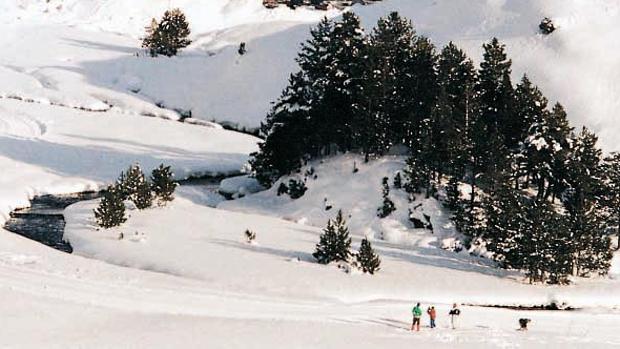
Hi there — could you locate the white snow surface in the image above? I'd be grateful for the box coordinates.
[0,98,258,224]
[1,1,620,347]
[0,0,619,147]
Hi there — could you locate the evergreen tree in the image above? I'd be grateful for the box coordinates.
[563,127,612,276]
[321,12,367,152]
[313,210,352,264]
[521,200,571,284]
[119,164,154,209]
[516,75,550,194]
[546,103,573,199]
[483,180,526,269]
[142,8,191,57]
[94,185,127,228]
[251,18,332,185]
[408,36,439,181]
[359,12,417,155]
[393,172,402,189]
[377,177,396,218]
[445,176,461,211]
[134,179,153,209]
[251,72,314,186]
[356,238,381,274]
[603,152,620,250]
[474,38,515,191]
[403,152,431,195]
[119,164,146,201]
[434,42,477,178]
[151,164,177,203]
[522,99,572,200]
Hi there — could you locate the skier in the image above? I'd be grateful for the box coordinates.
[449,303,461,329]
[411,303,423,331]
[427,306,437,328]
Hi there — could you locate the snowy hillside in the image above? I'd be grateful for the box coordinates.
[1,1,620,347]
[1,0,618,148]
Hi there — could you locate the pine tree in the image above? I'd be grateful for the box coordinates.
[434,42,477,178]
[134,179,153,209]
[408,36,438,160]
[119,164,146,201]
[563,127,612,276]
[359,12,417,154]
[603,152,620,250]
[393,172,402,189]
[94,185,127,228]
[322,12,367,152]
[151,164,177,203]
[475,38,515,191]
[377,177,396,218]
[142,8,191,57]
[520,199,571,284]
[445,176,461,211]
[403,152,431,195]
[251,73,314,186]
[313,210,352,264]
[251,19,332,186]
[483,180,526,269]
[356,238,381,274]
[546,103,573,199]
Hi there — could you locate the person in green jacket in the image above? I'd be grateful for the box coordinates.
[411,303,423,331]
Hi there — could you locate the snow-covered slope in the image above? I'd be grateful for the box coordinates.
[1,1,620,347]
[2,0,618,148]
[1,0,619,148]
[0,98,258,224]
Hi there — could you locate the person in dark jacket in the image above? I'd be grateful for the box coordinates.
[449,303,461,329]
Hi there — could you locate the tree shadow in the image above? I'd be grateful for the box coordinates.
[0,135,247,184]
[211,238,315,263]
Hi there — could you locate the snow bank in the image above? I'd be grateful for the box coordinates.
[2,0,619,146]
[0,98,258,224]
[219,175,264,198]
[220,155,459,248]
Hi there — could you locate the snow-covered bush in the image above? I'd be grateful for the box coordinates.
[539,17,555,35]
[287,179,307,199]
[142,8,191,57]
[377,177,396,218]
[94,185,127,228]
[244,229,256,243]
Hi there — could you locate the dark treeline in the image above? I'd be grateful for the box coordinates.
[251,12,618,284]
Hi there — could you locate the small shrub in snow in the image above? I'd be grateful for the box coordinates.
[238,42,247,55]
[277,182,289,196]
[94,185,127,228]
[287,179,307,199]
[151,164,177,204]
[377,177,396,218]
[245,229,256,243]
[355,238,381,274]
[393,172,402,189]
[142,8,192,57]
[313,210,352,264]
[539,17,555,35]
